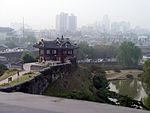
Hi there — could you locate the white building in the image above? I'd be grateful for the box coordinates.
[56,12,68,33]
[56,12,77,33]
[67,14,77,32]
[0,27,15,40]
[111,21,130,33]
[102,15,110,33]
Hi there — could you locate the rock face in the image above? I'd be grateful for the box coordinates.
[0,63,71,94]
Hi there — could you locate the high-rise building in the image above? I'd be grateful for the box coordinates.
[102,15,110,33]
[56,12,68,33]
[111,21,130,33]
[56,12,77,33]
[67,14,77,32]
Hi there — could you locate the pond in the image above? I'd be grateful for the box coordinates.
[109,79,148,101]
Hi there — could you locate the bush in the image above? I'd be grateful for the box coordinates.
[21,52,37,63]
[126,74,134,79]
[93,75,109,90]
[0,64,8,76]
[113,68,121,72]
[57,91,96,101]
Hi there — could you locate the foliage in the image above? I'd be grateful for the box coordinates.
[143,60,150,91]
[21,51,37,63]
[113,68,121,72]
[20,36,37,44]
[5,41,17,49]
[43,64,146,110]
[93,75,109,90]
[96,88,147,109]
[0,64,8,76]
[0,71,35,87]
[0,69,18,81]
[117,42,142,66]
[144,93,150,110]
[53,91,96,101]
[75,42,118,59]
[90,65,109,89]
[117,95,147,109]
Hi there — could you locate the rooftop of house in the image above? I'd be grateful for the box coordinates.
[33,36,78,49]
[0,92,149,113]
[0,27,14,33]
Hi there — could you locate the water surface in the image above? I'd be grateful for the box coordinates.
[109,79,147,101]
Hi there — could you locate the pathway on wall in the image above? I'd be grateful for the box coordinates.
[0,92,149,113]
[0,63,34,85]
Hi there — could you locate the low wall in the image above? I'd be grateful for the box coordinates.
[0,63,72,94]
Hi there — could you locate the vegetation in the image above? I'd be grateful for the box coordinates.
[117,42,142,66]
[93,75,109,89]
[143,60,150,91]
[21,51,37,63]
[144,94,150,110]
[43,64,147,110]
[43,66,92,98]
[20,36,37,44]
[75,42,118,59]
[0,69,18,81]
[0,64,8,76]
[143,60,150,109]
[0,71,35,87]
[5,42,17,48]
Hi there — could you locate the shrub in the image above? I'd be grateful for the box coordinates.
[21,52,37,63]
[0,64,8,76]
[113,68,121,72]
[93,75,109,90]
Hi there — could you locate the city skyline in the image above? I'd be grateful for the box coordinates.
[0,0,150,30]
[56,12,77,33]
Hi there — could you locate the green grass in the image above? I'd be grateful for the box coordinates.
[0,71,36,87]
[0,69,18,81]
[43,66,93,97]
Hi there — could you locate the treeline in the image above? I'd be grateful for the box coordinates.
[75,41,142,67]
[75,42,118,60]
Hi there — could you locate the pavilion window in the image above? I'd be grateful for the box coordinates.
[63,50,67,54]
[68,50,72,54]
[46,50,50,54]
[52,50,57,54]
[40,50,44,55]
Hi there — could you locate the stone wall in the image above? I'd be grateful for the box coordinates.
[0,63,71,94]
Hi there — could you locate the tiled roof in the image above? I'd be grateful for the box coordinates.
[33,37,78,49]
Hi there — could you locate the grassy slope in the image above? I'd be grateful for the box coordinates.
[43,65,93,98]
[0,72,35,87]
[0,69,18,81]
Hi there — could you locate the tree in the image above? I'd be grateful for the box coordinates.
[5,41,17,49]
[117,42,142,66]
[93,75,109,89]
[91,65,109,90]
[75,42,118,60]
[0,64,8,76]
[21,51,37,63]
[143,60,150,91]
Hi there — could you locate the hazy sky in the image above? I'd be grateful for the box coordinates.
[0,0,150,29]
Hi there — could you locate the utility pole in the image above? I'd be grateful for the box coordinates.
[22,17,24,39]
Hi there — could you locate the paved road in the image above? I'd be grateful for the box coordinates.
[0,103,58,113]
[0,92,149,113]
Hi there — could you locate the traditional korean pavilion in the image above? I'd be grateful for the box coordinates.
[33,36,78,63]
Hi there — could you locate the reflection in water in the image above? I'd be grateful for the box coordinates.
[109,79,147,101]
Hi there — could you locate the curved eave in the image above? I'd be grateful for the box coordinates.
[33,45,79,50]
